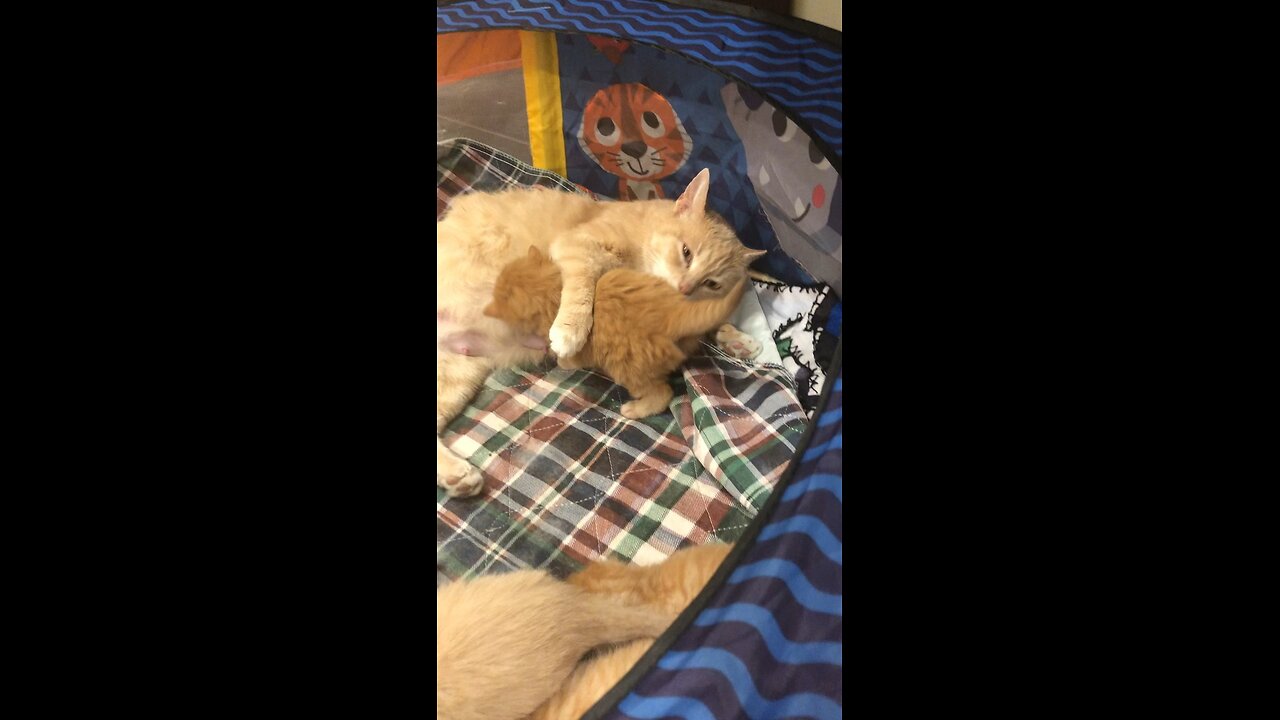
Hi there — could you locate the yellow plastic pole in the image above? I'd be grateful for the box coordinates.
[519,31,568,177]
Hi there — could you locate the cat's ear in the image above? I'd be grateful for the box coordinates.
[674,168,711,217]
[742,248,767,261]
[527,246,543,260]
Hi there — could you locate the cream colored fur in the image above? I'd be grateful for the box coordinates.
[436,170,762,498]
[529,543,734,719]
[436,569,676,720]
[527,640,652,720]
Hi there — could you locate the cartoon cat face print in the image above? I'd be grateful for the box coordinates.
[721,83,839,237]
[578,83,692,199]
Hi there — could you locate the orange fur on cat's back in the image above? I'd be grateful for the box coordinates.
[483,247,744,418]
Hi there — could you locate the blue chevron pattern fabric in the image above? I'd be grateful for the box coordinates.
[435,0,843,160]
[599,370,843,719]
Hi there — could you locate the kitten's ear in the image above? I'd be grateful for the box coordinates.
[674,168,711,217]
[743,248,768,261]
[527,246,543,260]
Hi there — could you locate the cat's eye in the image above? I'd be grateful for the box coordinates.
[642,110,665,138]
[703,279,720,290]
[681,243,691,263]
[772,109,797,142]
[595,117,620,145]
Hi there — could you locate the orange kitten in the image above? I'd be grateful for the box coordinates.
[530,543,734,720]
[483,247,751,419]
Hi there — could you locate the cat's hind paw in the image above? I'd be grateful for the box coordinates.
[620,400,659,419]
[621,394,673,419]
[438,459,484,498]
[714,324,762,360]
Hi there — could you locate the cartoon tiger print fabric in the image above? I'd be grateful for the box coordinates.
[577,82,692,201]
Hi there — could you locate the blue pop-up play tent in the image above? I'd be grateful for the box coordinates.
[437,1,842,716]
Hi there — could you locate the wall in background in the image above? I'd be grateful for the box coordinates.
[792,0,841,31]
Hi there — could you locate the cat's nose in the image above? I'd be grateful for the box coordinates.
[621,141,647,159]
[679,281,694,295]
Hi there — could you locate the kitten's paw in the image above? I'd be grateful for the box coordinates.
[621,399,664,420]
[438,459,484,498]
[714,323,762,360]
[549,318,591,357]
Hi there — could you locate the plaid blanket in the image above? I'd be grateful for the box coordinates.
[437,138,598,218]
[437,138,807,582]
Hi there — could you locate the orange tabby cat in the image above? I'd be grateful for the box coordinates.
[530,543,734,720]
[483,246,752,419]
[578,83,692,200]
[437,169,760,497]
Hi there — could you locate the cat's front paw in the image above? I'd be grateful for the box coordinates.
[438,457,484,498]
[549,317,592,357]
[715,323,762,360]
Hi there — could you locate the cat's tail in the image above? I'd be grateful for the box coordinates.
[665,277,747,340]
[576,591,677,643]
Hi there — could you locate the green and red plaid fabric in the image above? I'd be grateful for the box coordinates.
[436,138,598,220]
[436,357,808,581]
[436,138,806,582]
